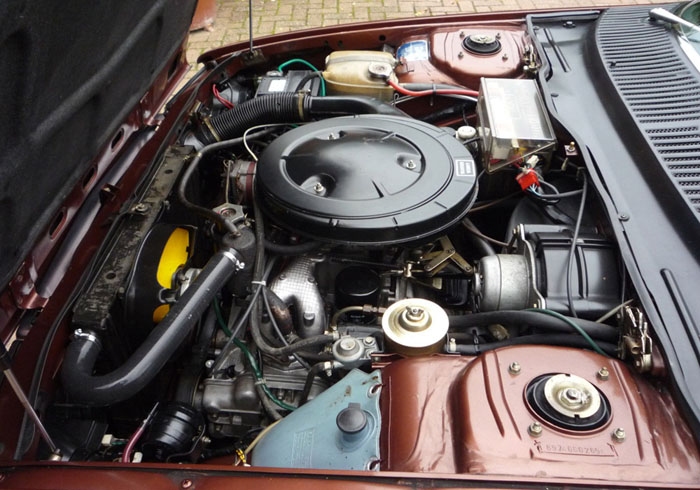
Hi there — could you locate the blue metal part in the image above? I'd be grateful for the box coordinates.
[251,369,382,470]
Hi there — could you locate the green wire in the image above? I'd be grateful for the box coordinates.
[526,308,609,357]
[212,299,233,337]
[212,300,296,411]
[277,58,326,96]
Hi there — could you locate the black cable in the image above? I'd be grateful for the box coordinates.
[262,288,311,370]
[529,179,584,204]
[450,334,617,356]
[295,71,323,92]
[462,217,511,249]
[255,384,282,421]
[299,362,327,406]
[448,310,618,342]
[566,173,589,318]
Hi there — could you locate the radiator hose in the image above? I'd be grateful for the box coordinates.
[61,248,245,406]
[197,92,406,144]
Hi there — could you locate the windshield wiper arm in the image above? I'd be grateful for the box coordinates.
[649,7,700,33]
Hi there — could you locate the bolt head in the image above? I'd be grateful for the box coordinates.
[363,336,376,346]
[458,51,464,59]
[612,427,626,442]
[313,182,325,193]
[528,422,543,437]
[181,479,193,489]
[508,361,521,375]
[597,366,610,380]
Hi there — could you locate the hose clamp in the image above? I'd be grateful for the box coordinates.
[203,117,221,142]
[221,249,246,271]
[72,328,101,347]
[297,92,306,120]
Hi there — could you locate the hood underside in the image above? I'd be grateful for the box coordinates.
[0,0,197,289]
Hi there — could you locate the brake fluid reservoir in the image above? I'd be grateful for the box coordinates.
[322,51,398,101]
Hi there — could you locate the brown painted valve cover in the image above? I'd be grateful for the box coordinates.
[380,346,700,485]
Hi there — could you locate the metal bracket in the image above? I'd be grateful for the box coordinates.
[619,305,653,372]
[420,236,473,276]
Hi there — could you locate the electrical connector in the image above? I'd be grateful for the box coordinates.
[516,168,540,190]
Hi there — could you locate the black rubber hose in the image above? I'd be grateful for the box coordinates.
[255,384,282,421]
[448,311,618,342]
[61,248,243,406]
[222,227,256,297]
[176,129,275,235]
[450,334,618,356]
[250,311,334,357]
[306,95,406,118]
[200,93,406,143]
[263,238,323,255]
[299,362,327,406]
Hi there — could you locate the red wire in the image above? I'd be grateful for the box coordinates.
[387,79,479,98]
[121,425,145,463]
[212,84,234,109]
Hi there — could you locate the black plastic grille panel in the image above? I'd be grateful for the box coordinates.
[596,7,700,213]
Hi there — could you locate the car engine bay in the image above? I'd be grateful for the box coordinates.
[26,24,700,484]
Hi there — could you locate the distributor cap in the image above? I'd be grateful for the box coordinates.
[255,115,477,245]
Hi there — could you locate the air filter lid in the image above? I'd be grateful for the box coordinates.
[256,115,477,245]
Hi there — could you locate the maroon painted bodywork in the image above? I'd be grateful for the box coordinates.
[380,348,700,484]
[1,7,699,490]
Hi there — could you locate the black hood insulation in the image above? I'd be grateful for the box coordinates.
[0,0,197,289]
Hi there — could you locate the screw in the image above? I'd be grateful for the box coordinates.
[133,203,148,213]
[496,32,502,40]
[597,366,610,380]
[406,160,416,170]
[181,479,193,489]
[449,337,457,352]
[205,359,214,369]
[307,276,315,283]
[363,336,376,346]
[502,53,509,61]
[612,427,626,443]
[508,361,521,375]
[459,30,465,38]
[619,213,630,222]
[528,422,543,437]
[458,51,464,59]
[313,182,325,194]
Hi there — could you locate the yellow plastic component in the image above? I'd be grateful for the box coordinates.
[322,50,398,101]
[152,304,170,323]
[156,227,190,288]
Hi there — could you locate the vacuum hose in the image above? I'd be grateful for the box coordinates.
[61,248,244,406]
[197,92,406,144]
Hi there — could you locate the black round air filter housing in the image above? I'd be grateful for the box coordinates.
[256,115,477,245]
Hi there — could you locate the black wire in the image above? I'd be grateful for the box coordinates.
[295,71,323,92]
[529,179,584,204]
[566,173,589,318]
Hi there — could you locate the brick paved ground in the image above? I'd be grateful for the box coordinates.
[186,0,671,74]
